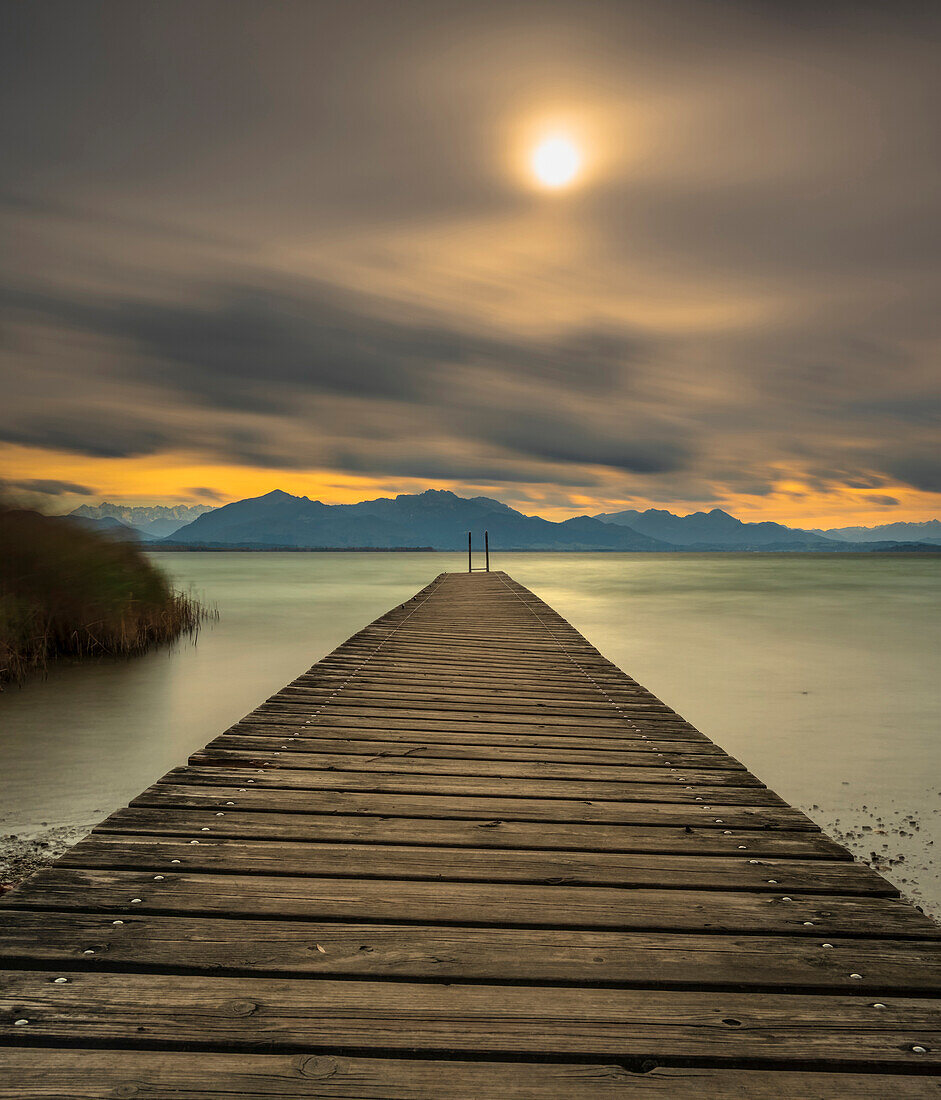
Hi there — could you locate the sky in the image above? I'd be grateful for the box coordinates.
[2,0,940,525]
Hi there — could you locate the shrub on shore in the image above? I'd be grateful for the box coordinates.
[0,505,212,685]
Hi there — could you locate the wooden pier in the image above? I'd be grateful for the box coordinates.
[1,570,940,1096]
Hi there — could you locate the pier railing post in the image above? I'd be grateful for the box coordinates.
[468,531,472,572]
[485,530,489,572]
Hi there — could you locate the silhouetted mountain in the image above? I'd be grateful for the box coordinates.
[166,489,670,550]
[67,515,157,541]
[594,507,840,549]
[813,519,941,545]
[70,502,214,538]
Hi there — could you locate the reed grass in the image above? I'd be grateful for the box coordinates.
[0,504,214,686]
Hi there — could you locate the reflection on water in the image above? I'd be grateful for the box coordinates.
[1,552,939,915]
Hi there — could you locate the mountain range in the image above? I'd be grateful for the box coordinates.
[161,489,667,550]
[77,489,939,552]
[593,507,839,550]
[69,502,213,538]
[812,519,941,545]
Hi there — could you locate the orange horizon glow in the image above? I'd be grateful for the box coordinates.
[2,443,939,531]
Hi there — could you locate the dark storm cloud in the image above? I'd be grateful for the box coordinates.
[0,274,652,464]
[1,0,940,506]
[0,478,94,496]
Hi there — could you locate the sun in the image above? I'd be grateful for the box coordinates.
[531,134,581,189]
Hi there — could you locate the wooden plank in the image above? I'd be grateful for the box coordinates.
[133,781,821,829]
[6,869,937,937]
[277,688,683,721]
[214,732,743,765]
[188,748,762,787]
[3,971,940,1068]
[276,713,708,741]
[2,1050,938,1100]
[96,807,849,858]
[55,834,894,895]
[164,765,785,806]
[2,568,937,1092]
[232,717,713,749]
[2,911,939,992]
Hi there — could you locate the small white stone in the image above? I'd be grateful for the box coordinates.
[112,921,124,926]
[54,977,68,983]
[171,859,181,864]
[822,943,834,948]
[872,1003,886,1009]
[201,827,210,832]
[912,1046,928,1054]
[738,845,747,849]
[850,973,863,979]
[13,1019,28,1026]
[130,898,142,904]
[190,840,200,845]
[83,948,95,954]
[803,921,815,926]
[153,876,164,881]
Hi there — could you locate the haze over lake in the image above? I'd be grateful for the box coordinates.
[2,551,939,915]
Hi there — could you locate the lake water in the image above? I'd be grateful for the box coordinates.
[2,551,939,917]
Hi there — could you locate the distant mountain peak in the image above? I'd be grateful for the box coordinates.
[258,488,304,501]
[164,487,668,550]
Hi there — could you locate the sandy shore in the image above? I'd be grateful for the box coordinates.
[0,823,95,895]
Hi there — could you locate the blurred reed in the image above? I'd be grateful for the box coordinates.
[0,504,215,686]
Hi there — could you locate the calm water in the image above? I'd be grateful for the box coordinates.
[2,552,939,915]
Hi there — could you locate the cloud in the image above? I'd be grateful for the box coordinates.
[1,0,939,515]
[185,486,226,500]
[0,478,94,496]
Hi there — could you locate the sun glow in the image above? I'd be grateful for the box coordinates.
[531,134,581,189]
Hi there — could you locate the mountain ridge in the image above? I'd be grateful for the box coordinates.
[166,489,669,550]
[70,502,213,538]
[159,490,941,552]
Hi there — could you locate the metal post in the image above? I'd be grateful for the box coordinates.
[485,530,490,572]
[468,531,472,572]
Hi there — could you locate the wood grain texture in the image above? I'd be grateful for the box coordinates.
[55,834,895,895]
[3,970,940,1068]
[1,569,938,1094]
[95,806,849,858]
[1,910,939,992]
[6,869,937,937]
[2,1050,939,1099]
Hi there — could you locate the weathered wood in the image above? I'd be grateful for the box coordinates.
[3,971,940,1068]
[2,1050,938,1099]
[232,716,711,747]
[188,748,762,787]
[132,782,820,829]
[212,732,744,767]
[1,569,938,1094]
[6,869,937,937]
[96,807,849,858]
[163,764,787,805]
[2,911,939,993]
[55,834,894,895]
